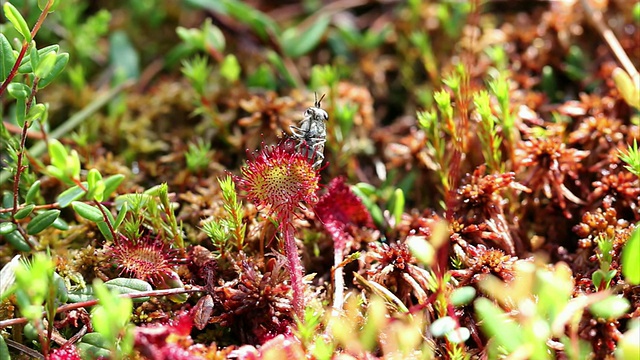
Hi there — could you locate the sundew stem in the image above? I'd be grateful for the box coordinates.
[282,214,305,320]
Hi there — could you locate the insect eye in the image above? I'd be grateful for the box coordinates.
[305,109,313,116]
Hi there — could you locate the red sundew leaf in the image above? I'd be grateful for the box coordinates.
[316,177,375,251]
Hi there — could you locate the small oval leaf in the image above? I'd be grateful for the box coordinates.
[96,221,113,241]
[104,278,152,302]
[78,332,111,359]
[67,286,94,303]
[25,180,41,204]
[446,327,471,344]
[13,204,35,220]
[281,14,330,58]
[7,82,30,99]
[0,34,15,81]
[26,209,60,235]
[102,174,125,199]
[48,139,68,169]
[450,286,477,307]
[3,3,32,42]
[37,52,69,89]
[0,332,9,360]
[18,44,59,73]
[34,51,57,79]
[0,222,17,235]
[430,316,457,337]
[622,227,640,285]
[51,217,69,231]
[56,184,86,208]
[590,296,630,320]
[4,230,30,251]
[71,201,103,222]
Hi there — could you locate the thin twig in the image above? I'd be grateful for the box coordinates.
[5,338,45,359]
[0,286,202,329]
[581,0,640,85]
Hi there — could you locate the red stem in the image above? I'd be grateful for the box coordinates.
[0,287,202,329]
[0,1,52,96]
[282,216,305,320]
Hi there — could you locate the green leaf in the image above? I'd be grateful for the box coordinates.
[407,235,434,266]
[53,272,68,303]
[0,333,9,360]
[91,279,133,346]
[78,332,111,359]
[612,67,640,109]
[445,327,470,344]
[38,0,61,12]
[96,221,113,240]
[15,97,27,127]
[18,45,58,73]
[3,2,32,42]
[7,82,30,99]
[67,149,81,181]
[68,286,94,303]
[32,52,56,79]
[353,182,377,196]
[4,230,30,251]
[280,14,330,58]
[113,207,128,229]
[590,296,630,320]
[25,103,46,123]
[474,297,523,353]
[14,204,35,219]
[0,34,15,81]
[102,174,125,200]
[104,278,152,302]
[56,184,87,208]
[87,169,105,201]
[351,185,384,228]
[48,139,68,170]
[213,0,278,41]
[203,18,225,52]
[95,205,115,240]
[450,286,477,306]
[72,201,104,222]
[29,46,39,77]
[266,50,298,87]
[37,52,69,89]
[26,209,60,235]
[87,169,102,190]
[622,227,640,284]
[592,269,605,289]
[220,54,240,82]
[0,222,17,235]
[52,217,69,231]
[99,204,115,224]
[246,63,276,90]
[430,316,457,337]
[616,323,640,360]
[109,31,139,80]
[389,188,405,227]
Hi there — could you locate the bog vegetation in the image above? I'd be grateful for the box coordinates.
[0,1,639,359]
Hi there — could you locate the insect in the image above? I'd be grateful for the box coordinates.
[290,93,329,169]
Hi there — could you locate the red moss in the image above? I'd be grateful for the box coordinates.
[315,176,374,250]
[515,136,589,218]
